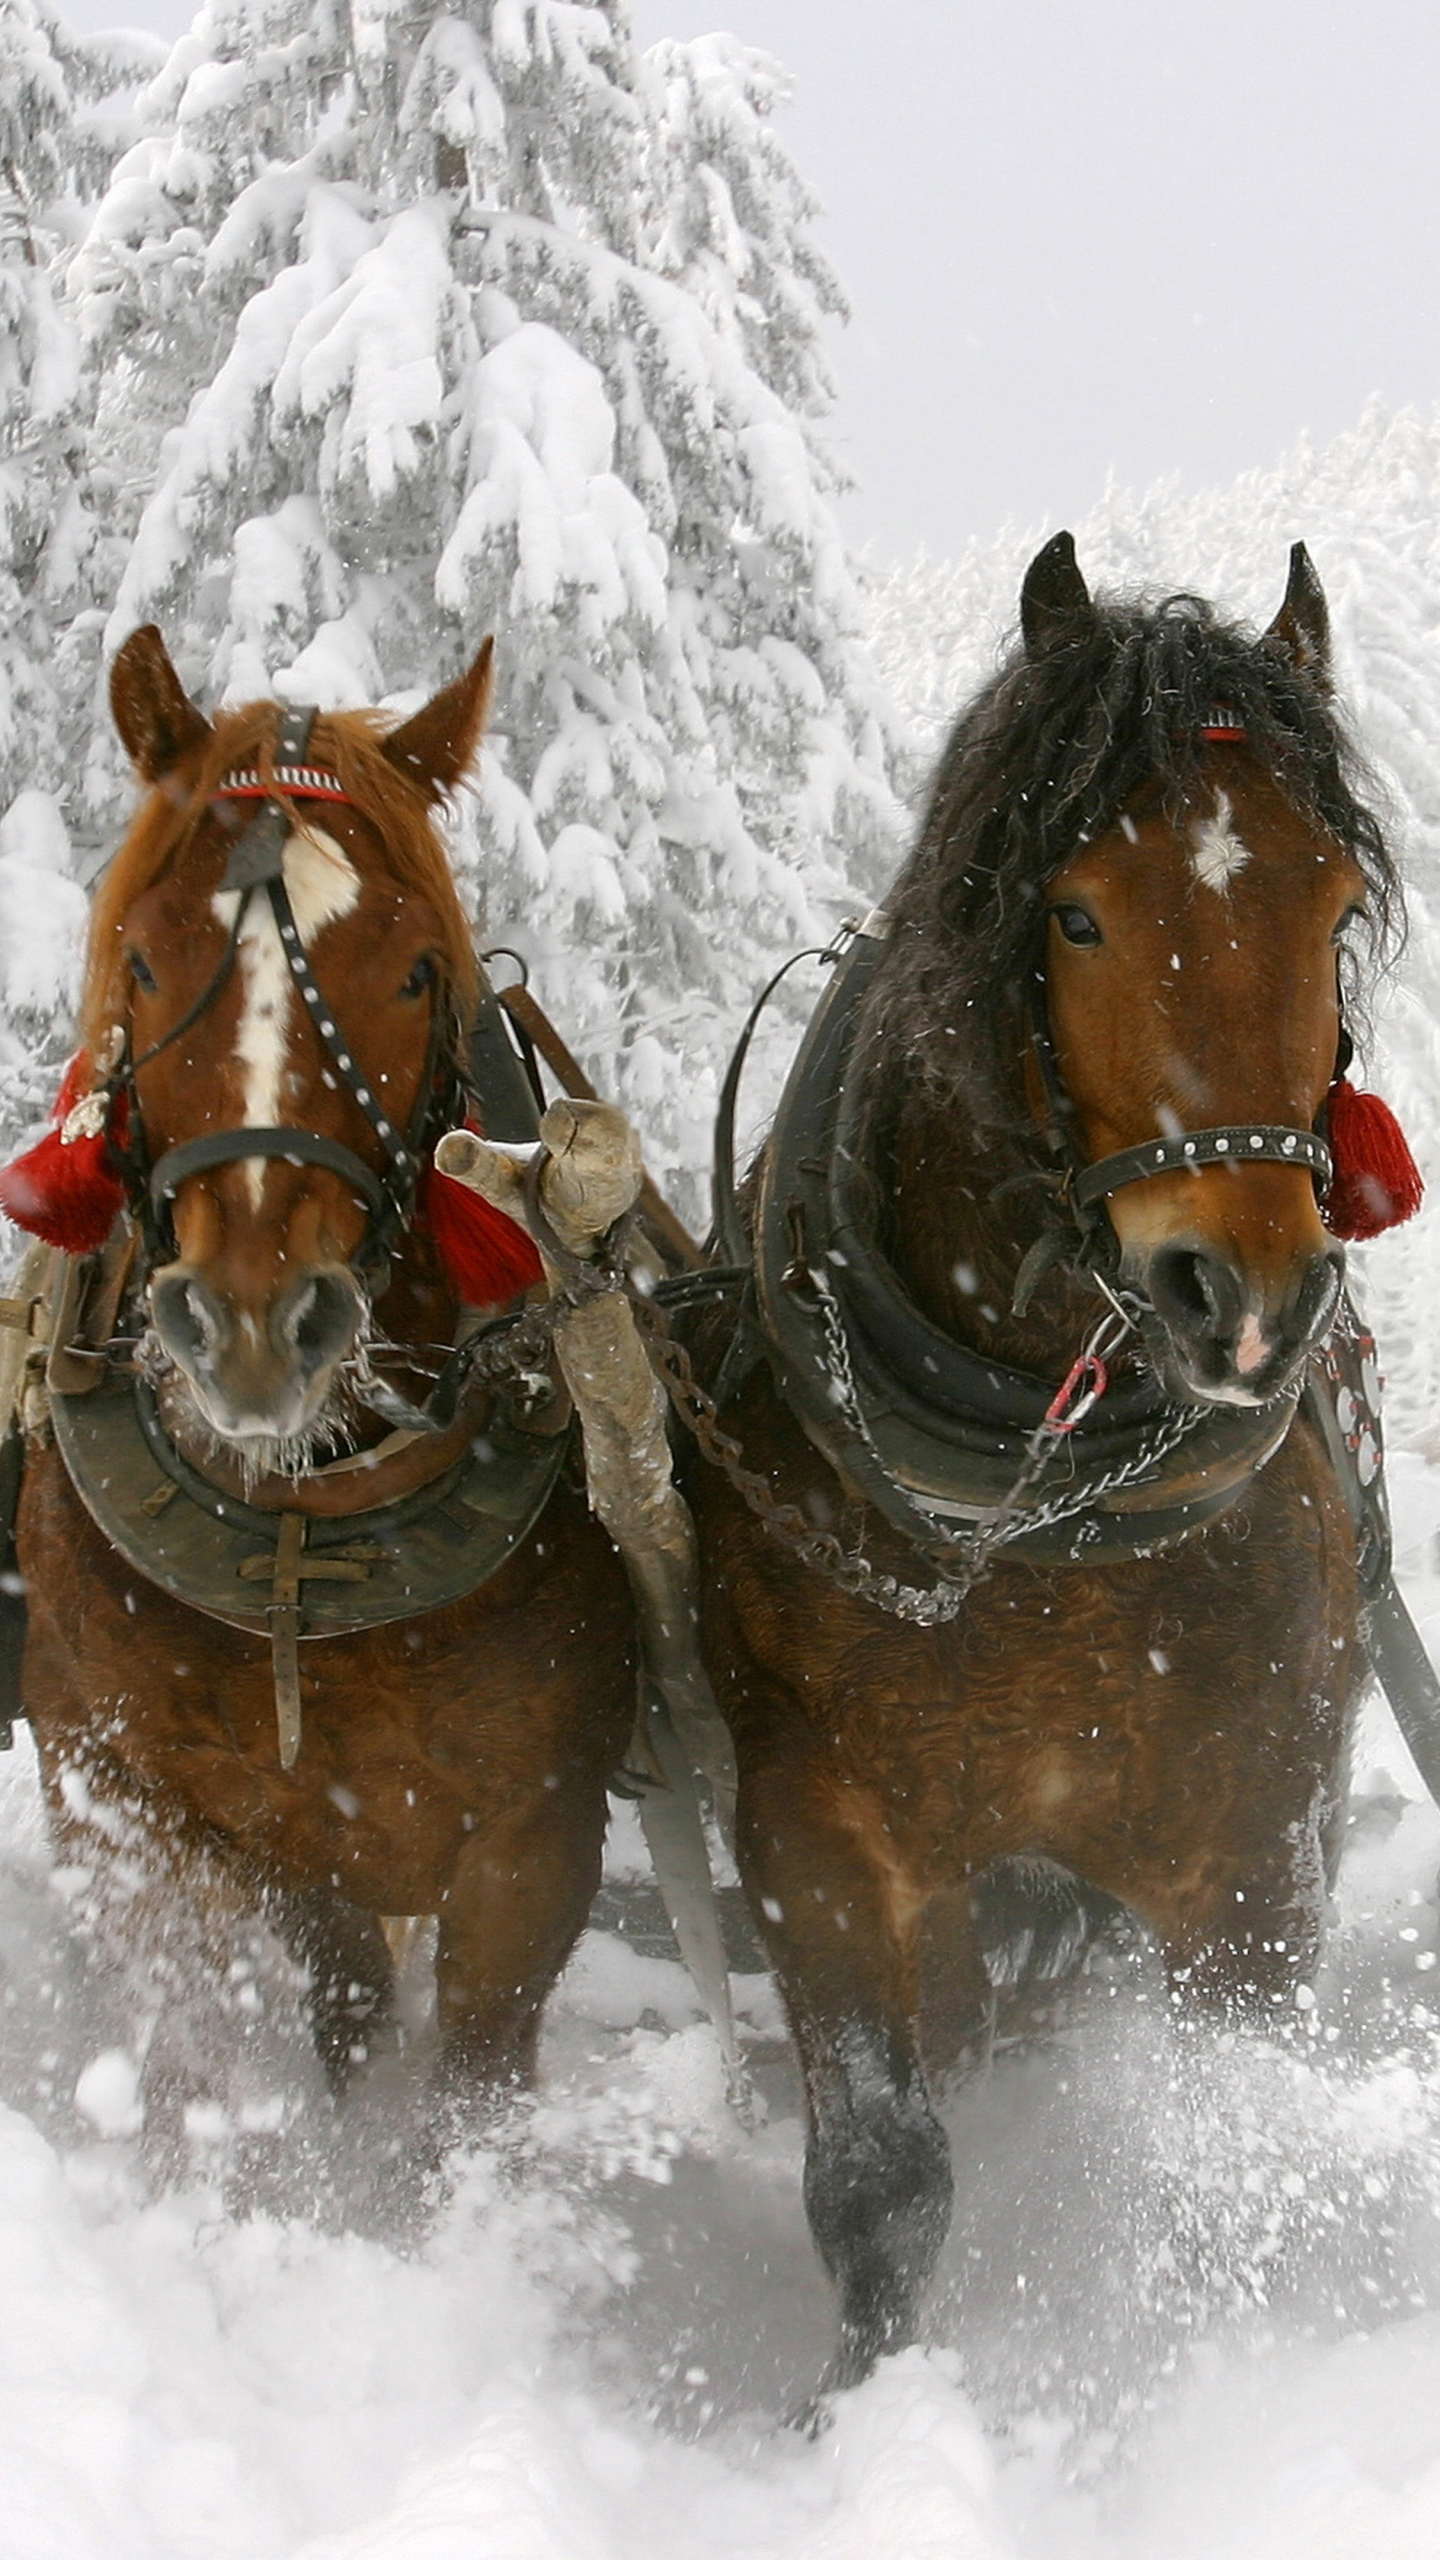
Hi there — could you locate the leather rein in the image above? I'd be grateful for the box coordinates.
[102,706,453,1293]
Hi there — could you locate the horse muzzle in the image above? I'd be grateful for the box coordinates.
[149,1261,367,1442]
[1128,1231,1343,1408]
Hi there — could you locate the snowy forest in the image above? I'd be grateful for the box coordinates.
[4,0,1440,2552]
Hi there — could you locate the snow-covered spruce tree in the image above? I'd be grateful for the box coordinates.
[0,0,159,1167]
[68,0,903,1197]
[637,33,842,428]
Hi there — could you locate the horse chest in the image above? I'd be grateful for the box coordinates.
[19,1448,632,1906]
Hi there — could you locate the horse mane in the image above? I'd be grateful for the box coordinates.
[859,587,1402,1140]
[84,699,481,1059]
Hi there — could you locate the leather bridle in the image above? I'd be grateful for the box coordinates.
[1019,701,1339,1239]
[104,707,453,1290]
[1024,973,1335,1245]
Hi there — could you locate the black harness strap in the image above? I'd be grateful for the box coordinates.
[1023,975,1333,1232]
[711,940,842,1266]
[1073,1121,1333,1208]
[267,873,418,1185]
[149,1126,390,1226]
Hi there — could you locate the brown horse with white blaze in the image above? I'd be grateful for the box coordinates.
[11,629,633,2149]
[692,537,1404,2396]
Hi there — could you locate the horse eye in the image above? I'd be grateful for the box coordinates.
[400,953,437,998]
[1051,904,1103,948]
[128,947,158,993]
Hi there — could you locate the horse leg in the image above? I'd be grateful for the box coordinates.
[741,1760,957,2392]
[266,1884,394,2095]
[919,1883,1005,2083]
[431,1781,608,2110]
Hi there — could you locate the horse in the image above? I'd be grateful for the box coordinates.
[690,536,1408,2396]
[5,628,634,2159]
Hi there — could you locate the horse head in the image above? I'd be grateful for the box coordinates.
[94,630,490,1454]
[868,537,1405,1415]
[1028,540,1367,1406]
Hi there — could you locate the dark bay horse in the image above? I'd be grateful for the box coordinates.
[693,538,1402,2392]
[10,630,632,2151]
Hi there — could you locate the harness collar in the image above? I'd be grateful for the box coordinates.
[746,920,1299,1574]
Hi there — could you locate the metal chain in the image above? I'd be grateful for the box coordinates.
[628,1293,966,1623]
[440,1210,636,1415]
[438,1176,1204,1629]
[811,1262,1205,1554]
[631,1264,1207,1626]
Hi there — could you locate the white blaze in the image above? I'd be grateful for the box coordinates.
[212,829,360,1205]
[1191,788,1251,893]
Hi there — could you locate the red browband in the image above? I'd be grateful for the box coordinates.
[212,765,352,804]
[1201,706,1246,742]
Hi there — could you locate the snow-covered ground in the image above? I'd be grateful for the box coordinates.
[0,1458,1436,2560]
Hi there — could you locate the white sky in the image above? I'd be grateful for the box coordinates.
[61,0,1440,561]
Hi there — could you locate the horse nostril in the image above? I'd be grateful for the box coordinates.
[279,1271,363,1378]
[1285,1247,1343,1351]
[1147,1243,1243,1344]
[151,1271,223,1371]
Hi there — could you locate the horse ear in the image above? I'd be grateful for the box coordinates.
[383,638,496,794]
[1263,543,1331,689]
[1020,530,1093,657]
[110,626,212,779]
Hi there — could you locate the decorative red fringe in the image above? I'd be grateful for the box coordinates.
[0,1054,125,1256]
[417,1151,543,1305]
[1324,1077,1424,1240]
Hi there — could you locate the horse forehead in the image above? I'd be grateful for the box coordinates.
[1061,792,1348,923]
[210,827,361,943]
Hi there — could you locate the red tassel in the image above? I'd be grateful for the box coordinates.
[0,1054,125,1256]
[1,1060,548,1299]
[1324,1078,1424,1240]
[417,1148,543,1305]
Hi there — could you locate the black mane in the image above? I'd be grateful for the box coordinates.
[861,586,1400,1136]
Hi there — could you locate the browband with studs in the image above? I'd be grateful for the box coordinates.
[213,765,351,802]
[1201,705,1246,742]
